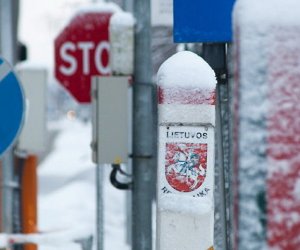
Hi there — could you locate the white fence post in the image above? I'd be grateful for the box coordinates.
[156,51,216,250]
[233,0,300,249]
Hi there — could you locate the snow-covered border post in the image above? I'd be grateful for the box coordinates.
[156,51,216,250]
[233,0,300,249]
[109,11,135,76]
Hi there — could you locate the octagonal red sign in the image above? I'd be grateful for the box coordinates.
[55,11,113,103]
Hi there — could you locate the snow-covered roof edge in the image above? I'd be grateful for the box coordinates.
[74,2,121,15]
[110,11,135,28]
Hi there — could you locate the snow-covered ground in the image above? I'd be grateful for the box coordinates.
[37,119,130,250]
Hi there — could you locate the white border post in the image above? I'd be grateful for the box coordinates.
[233,0,300,249]
[156,51,216,250]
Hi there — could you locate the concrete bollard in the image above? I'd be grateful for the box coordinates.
[156,51,217,250]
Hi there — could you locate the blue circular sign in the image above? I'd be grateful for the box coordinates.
[0,57,25,157]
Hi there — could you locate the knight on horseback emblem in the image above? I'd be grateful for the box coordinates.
[165,143,208,192]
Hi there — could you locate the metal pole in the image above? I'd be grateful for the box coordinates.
[216,85,229,250]
[132,0,153,249]
[123,0,133,12]
[202,43,229,250]
[0,0,19,235]
[96,165,104,250]
[226,44,235,250]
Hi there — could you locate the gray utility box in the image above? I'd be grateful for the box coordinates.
[91,76,131,164]
[16,65,47,154]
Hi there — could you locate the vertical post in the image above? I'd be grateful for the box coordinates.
[21,155,38,250]
[202,44,229,250]
[0,0,14,62]
[96,165,104,250]
[1,152,15,234]
[0,0,19,235]
[91,79,104,250]
[123,0,133,12]
[225,44,235,250]
[156,51,216,250]
[132,0,153,250]
[233,0,300,249]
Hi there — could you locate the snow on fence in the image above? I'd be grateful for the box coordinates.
[156,51,216,250]
[233,0,300,249]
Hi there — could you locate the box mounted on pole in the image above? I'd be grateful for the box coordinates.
[91,76,130,165]
[16,64,47,154]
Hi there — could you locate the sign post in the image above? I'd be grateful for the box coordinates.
[156,51,216,250]
[0,56,25,239]
[233,0,300,249]
[0,57,24,157]
[55,5,120,103]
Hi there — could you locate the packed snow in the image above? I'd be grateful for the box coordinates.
[110,12,135,28]
[34,119,130,250]
[74,2,121,15]
[109,11,135,75]
[157,51,216,89]
[0,119,131,249]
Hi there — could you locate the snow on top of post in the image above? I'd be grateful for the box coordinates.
[109,11,135,75]
[157,51,216,90]
[74,2,121,15]
[234,0,300,28]
[110,11,135,29]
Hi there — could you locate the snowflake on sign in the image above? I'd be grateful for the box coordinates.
[165,143,207,192]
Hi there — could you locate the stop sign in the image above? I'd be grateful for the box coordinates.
[55,11,114,103]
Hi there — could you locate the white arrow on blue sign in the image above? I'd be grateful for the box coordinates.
[0,57,25,157]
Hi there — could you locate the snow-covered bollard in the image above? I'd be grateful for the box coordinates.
[233,0,300,249]
[156,51,216,250]
[109,11,135,75]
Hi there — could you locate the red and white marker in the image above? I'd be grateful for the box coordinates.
[156,51,216,250]
[233,0,300,249]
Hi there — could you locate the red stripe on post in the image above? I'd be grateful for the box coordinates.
[158,86,216,105]
[267,29,300,249]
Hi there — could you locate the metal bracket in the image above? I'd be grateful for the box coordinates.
[129,154,152,159]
